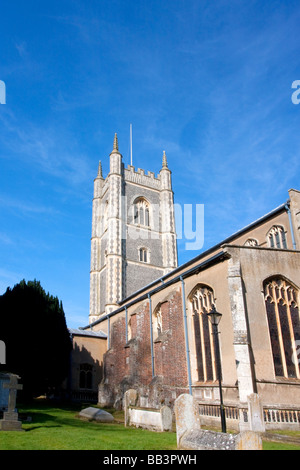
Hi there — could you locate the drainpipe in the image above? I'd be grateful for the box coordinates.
[285,204,297,250]
[148,293,155,378]
[125,306,128,343]
[180,276,192,395]
[107,316,110,350]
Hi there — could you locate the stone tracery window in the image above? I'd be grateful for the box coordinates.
[133,198,150,227]
[244,238,258,247]
[190,285,217,382]
[267,226,287,249]
[264,277,300,379]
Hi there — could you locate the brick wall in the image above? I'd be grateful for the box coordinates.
[153,291,188,387]
[99,288,189,408]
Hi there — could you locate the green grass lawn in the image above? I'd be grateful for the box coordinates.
[0,400,299,451]
[263,440,300,451]
[0,400,177,450]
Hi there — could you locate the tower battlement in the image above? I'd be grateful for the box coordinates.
[124,165,161,190]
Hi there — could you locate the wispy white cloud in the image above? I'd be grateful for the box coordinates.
[1,110,94,191]
[0,194,59,216]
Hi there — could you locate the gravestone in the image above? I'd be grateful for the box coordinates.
[124,389,138,427]
[247,393,265,433]
[0,374,24,431]
[124,388,172,432]
[174,393,201,446]
[175,394,262,450]
[79,407,114,422]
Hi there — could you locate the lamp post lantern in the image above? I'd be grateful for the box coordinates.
[207,306,226,433]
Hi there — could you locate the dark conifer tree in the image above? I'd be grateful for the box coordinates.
[0,279,72,399]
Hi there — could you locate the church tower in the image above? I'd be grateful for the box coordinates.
[89,134,178,323]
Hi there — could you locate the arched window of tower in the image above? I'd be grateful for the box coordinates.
[133,198,150,227]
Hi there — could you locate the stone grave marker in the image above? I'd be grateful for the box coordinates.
[124,389,138,427]
[0,374,24,431]
[247,393,265,433]
[175,393,262,450]
[124,389,172,432]
[174,393,201,446]
[79,406,114,422]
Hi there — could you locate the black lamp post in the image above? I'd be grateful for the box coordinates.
[207,306,226,433]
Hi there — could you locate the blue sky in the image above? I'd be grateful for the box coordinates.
[1,0,300,328]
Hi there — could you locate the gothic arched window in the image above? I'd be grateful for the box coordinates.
[190,285,217,383]
[133,198,150,227]
[153,306,162,340]
[267,226,287,249]
[264,277,300,378]
[79,363,93,389]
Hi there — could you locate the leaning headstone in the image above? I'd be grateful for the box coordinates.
[0,374,24,431]
[174,394,201,446]
[247,393,265,433]
[79,406,114,422]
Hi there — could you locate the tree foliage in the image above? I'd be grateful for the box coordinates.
[0,279,72,399]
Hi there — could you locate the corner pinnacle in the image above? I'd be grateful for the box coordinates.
[162,150,168,168]
[97,160,103,178]
[111,133,119,154]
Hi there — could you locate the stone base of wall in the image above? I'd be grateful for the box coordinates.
[98,375,189,411]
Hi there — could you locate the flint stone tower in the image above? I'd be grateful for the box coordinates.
[89,134,178,323]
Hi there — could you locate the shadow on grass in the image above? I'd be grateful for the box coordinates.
[19,400,126,431]
[25,425,62,432]
[1,399,175,450]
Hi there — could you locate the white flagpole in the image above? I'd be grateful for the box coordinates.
[130,123,133,166]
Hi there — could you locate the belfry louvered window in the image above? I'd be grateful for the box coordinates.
[190,285,217,382]
[264,277,300,378]
[139,247,148,263]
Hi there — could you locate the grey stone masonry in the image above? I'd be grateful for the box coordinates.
[89,135,178,323]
